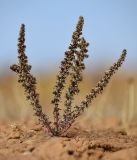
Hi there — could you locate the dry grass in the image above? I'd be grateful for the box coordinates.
[0,74,136,128]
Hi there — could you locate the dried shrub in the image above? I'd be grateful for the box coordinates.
[10,16,127,136]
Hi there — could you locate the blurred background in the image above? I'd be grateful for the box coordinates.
[0,0,137,128]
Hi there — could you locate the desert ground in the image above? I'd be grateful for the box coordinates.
[0,74,137,160]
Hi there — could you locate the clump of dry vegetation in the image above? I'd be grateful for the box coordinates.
[10,16,127,136]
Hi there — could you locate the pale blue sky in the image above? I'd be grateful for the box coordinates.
[0,0,137,74]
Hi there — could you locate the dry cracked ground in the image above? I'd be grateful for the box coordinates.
[0,120,137,160]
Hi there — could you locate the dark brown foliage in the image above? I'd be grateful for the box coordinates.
[10,16,127,136]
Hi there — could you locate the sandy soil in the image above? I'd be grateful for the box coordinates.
[0,120,137,160]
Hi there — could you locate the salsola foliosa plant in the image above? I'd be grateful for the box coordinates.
[10,16,127,136]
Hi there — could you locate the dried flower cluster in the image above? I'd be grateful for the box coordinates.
[10,16,127,136]
[10,24,53,134]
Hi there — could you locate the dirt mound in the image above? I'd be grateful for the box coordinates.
[0,121,137,160]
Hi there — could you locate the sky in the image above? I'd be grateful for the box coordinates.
[0,0,137,75]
